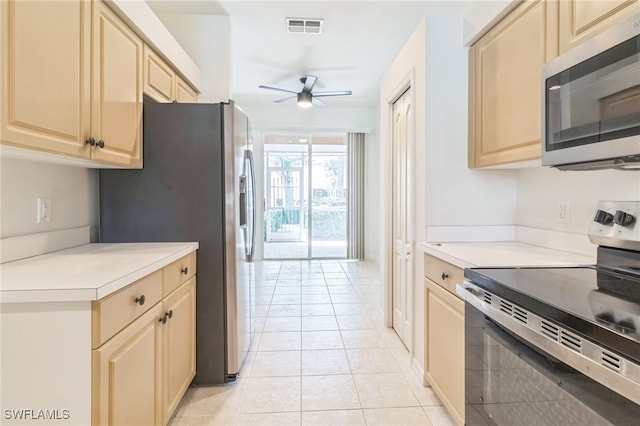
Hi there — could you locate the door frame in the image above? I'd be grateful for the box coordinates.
[382,69,415,346]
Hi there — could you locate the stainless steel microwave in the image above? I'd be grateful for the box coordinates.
[542,14,640,170]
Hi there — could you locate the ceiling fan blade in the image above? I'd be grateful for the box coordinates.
[259,85,297,94]
[312,90,352,97]
[302,75,318,93]
[273,95,297,104]
[312,97,327,107]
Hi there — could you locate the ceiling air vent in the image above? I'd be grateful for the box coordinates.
[287,18,323,34]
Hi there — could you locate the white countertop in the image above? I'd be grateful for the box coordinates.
[417,241,595,269]
[0,242,198,303]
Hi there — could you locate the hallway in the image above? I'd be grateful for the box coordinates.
[170,260,456,425]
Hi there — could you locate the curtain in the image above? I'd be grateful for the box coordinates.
[347,132,365,260]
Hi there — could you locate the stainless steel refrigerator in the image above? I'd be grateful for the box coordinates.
[99,101,256,385]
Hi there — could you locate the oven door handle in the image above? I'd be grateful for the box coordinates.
[457,280,640,405]
[456,281,486,311]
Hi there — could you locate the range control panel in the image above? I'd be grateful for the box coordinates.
[588,201,640,251]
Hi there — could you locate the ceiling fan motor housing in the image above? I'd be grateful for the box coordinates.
[297,92,313,108]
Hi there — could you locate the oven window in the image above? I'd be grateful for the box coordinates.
[545,35,640,151]
[465,304,640,425]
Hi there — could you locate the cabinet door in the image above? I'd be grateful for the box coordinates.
[425,278,464,426]
[469,0,558,168]
[144,45,175,103]
[175,76,198,103]
[559,0,640,54]
[91,1,143,168]
[163,277,196,424]
[93,303,163,426]
[0,0,90,157]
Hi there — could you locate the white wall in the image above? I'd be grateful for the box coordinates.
[380,16,518,379]
[517,168,640,233]
[0,158,98,240]
[364,109,381,262]
[424,19,517,227]
[154,14,231,102]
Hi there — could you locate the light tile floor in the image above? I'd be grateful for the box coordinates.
[170,260,456,426]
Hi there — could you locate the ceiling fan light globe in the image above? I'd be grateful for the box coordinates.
[297,92,313,108]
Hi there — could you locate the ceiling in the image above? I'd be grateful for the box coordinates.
[147,1,477,109]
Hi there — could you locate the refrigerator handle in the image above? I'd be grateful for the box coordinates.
[239,175,247,228]
[244,149,256,262]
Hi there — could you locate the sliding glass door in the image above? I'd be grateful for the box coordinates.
[263,132,346,259]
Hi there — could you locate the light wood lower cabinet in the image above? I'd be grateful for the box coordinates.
[92,254,196,425]
[424,255,464,426]
[163,277,196,425]
[93,303,163,426]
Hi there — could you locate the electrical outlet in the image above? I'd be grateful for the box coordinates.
[37,198,52,223]
[557,199,570,224]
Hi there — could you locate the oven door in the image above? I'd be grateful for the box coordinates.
[458,283,640,426]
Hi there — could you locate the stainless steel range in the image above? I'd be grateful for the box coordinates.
[458,201,640,425]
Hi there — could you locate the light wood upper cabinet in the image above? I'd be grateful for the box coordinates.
[162,277,196,425]
[91,1,143,168]
[469,0,558,168]
[144,45,176,103]
[0,0,91,158]
[1,0,144,168]
[175,76,199,103]
[559,0,640,54]
[424,254,465,426]
[143,45,199,104]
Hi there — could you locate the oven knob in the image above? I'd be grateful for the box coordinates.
[593,209,614,225]
[613,210,636,227]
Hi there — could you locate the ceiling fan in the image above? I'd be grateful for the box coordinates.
[259,75,352,108]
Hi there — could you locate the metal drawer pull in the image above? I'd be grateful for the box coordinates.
[441,272,449,280]
[135,295,146,306]
[167,310,173,319]
[85,137,96,146]
[97,139,105,149]
[181,267,189,275]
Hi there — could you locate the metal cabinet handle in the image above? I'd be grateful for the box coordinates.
[159,314,168,324]
[441,272,449,280]
[166,310,173,319]
[97,139,105,149]
[85,137,96,146]
[135,295,146,306]
[181,267,189,275]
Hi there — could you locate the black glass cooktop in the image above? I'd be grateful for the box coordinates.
[464,265,640,363]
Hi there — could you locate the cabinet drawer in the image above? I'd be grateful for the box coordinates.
[163,252,197,296]
[424,254,464,296]
[92,270,163,348]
